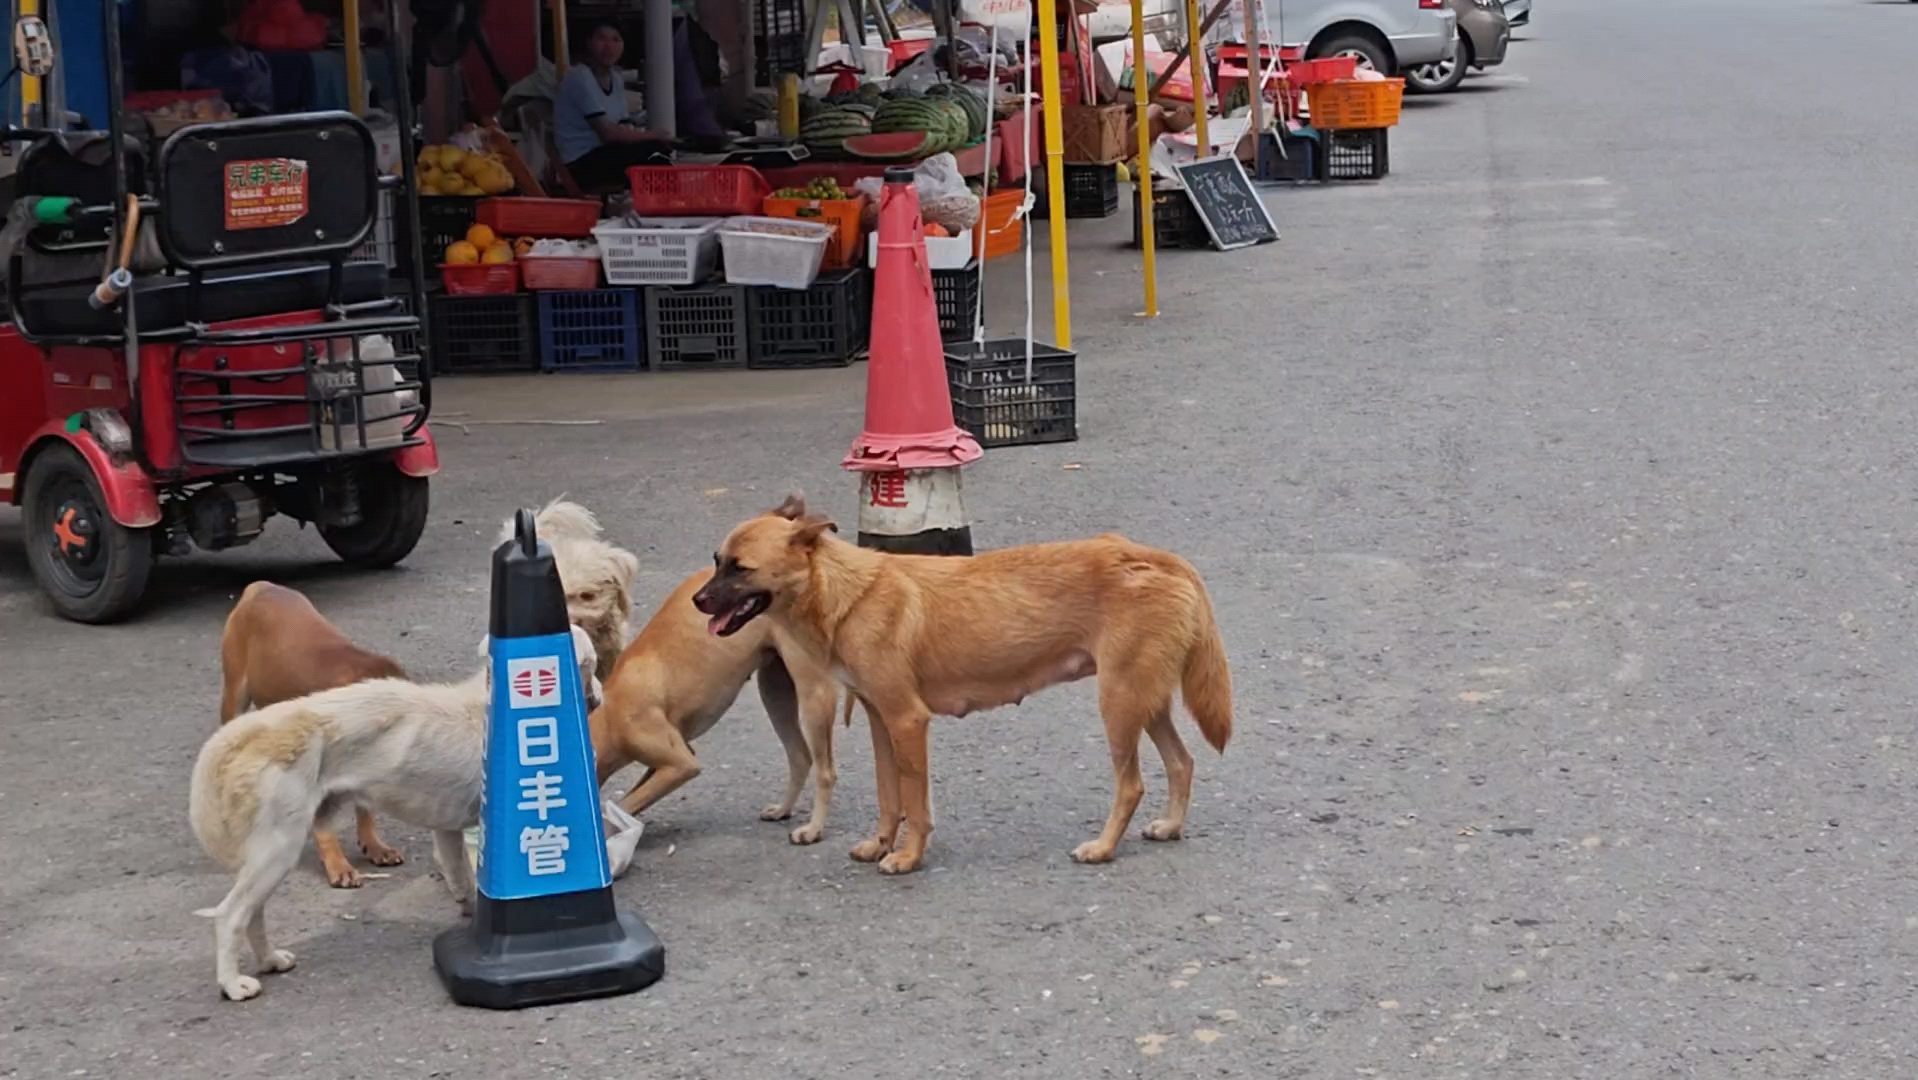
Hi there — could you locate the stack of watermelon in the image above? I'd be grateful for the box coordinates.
[843,82,991,162]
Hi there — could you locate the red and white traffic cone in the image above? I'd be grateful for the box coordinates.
[843,165,982,556]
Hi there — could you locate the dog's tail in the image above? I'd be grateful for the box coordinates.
[1181,590,1233,754]
[498,496,603,546]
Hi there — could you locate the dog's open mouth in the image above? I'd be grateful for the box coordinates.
[707,592,770,637]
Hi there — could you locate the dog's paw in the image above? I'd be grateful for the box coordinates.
[325,865,366,889]
[1142,819,1183,842]
[221,976,263,1002]
[361,840,406,867]
[759,803,794,822]
[848,838,891,863]
[258,949,297,974]
[876,850,922,875]
[1069,840,1117,864]
[789,823,824,845]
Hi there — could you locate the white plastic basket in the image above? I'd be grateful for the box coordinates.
[716,216,835,290]
[591,216,723,286]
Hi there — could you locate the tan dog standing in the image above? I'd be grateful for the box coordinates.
[217,581,407,887]
[590,552,844,844]
[693,496,1234,875]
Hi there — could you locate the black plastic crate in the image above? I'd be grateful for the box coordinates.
[538,288,643,373]
[1130,185,1213,250]
[753,0,807,81]
[746,268,870,369]
[645,282,750,370]
[1316,127,1389,181]
[1031,163,1120,220]
[398,195,480,280]
[428,293,537,374]
[945,339,1077,449]
[1255,128,1318,182]
[932,261,982,342]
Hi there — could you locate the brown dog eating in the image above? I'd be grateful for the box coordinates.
[692,496,1234,875]
[217,581,408,887]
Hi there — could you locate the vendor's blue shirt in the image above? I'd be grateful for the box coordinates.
[555,64,633,164]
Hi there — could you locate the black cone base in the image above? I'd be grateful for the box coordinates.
[856,526,974,556]
[433,888,664,1010]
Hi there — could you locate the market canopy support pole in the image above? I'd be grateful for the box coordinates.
[344,0,364,114]
[1240,0,1264,141]
[1183,0,1209,155]
[19,0,39,124]
[1035,0,1072,348]
[645,0,675,137]
[1130,0,1155,317]
[553,0,570,75]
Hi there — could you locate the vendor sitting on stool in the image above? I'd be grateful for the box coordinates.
[555,20,673,191]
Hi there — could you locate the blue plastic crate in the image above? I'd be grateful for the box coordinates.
[537,288,643,373]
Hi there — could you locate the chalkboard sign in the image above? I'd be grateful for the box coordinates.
[1171,155,1279,251]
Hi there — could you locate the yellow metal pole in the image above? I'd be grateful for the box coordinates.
[18,0,39,124]
[344,0,364,114]
[1035,0,1071,348]
[1130,0,1155,317]
[1183,0,1209,155]
[553,0,570,75]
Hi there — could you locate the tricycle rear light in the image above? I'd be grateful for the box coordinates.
[1418,0,1443,7]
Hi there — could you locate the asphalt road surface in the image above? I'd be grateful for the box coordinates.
[7,1,1918,1076]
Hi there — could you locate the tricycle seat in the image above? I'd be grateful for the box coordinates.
[18,259,391,338]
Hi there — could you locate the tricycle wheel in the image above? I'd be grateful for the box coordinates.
[21,442,154,623]
[320,464,429,569]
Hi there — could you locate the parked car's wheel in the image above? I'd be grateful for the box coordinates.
[21,442,154,623]
[320,464,429,569]
[1311,33,1393,77]
[1405,33,1471,94]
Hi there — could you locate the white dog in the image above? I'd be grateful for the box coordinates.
[498,498,638,685]
[189,627,601,1002]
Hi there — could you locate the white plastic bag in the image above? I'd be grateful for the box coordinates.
[852,153,980,233]
[603,800,644,879]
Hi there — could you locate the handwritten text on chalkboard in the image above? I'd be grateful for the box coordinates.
[1172,155,1279,251]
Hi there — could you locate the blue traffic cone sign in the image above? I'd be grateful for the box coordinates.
[433,509,664,1009]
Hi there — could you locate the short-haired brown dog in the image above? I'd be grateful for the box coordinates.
[217,581,408,887]
[590,500,846,844]
[692,495,1234,875]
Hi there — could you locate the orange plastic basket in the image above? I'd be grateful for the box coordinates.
[972,188,1024,260]
[762,193,867,269]
[1305,77,1404,129]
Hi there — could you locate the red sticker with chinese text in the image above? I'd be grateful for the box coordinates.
[223,157,309,230]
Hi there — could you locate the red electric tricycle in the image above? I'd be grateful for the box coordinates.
[0,3,439,623]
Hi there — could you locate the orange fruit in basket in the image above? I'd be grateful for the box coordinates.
[513,237,535,256]
[444,240,480,264]
[465,223,497,250]
[480,241,515,264]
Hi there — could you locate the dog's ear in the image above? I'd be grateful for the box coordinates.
[770,491,808,520]
[609,548,639,590]
[790,513,838,548]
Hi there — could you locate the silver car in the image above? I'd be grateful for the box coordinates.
[1404,0,1510,94]
[1106,0,1457,76]
[1504,0,1530,27]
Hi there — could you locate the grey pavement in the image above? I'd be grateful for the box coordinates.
[6,0,1918,1075]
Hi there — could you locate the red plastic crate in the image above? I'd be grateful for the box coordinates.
[627,165,770,217]
[518,256,602,291]
[1283,56,1358,84]
[439,262,521,295]
[475,197,601,238]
